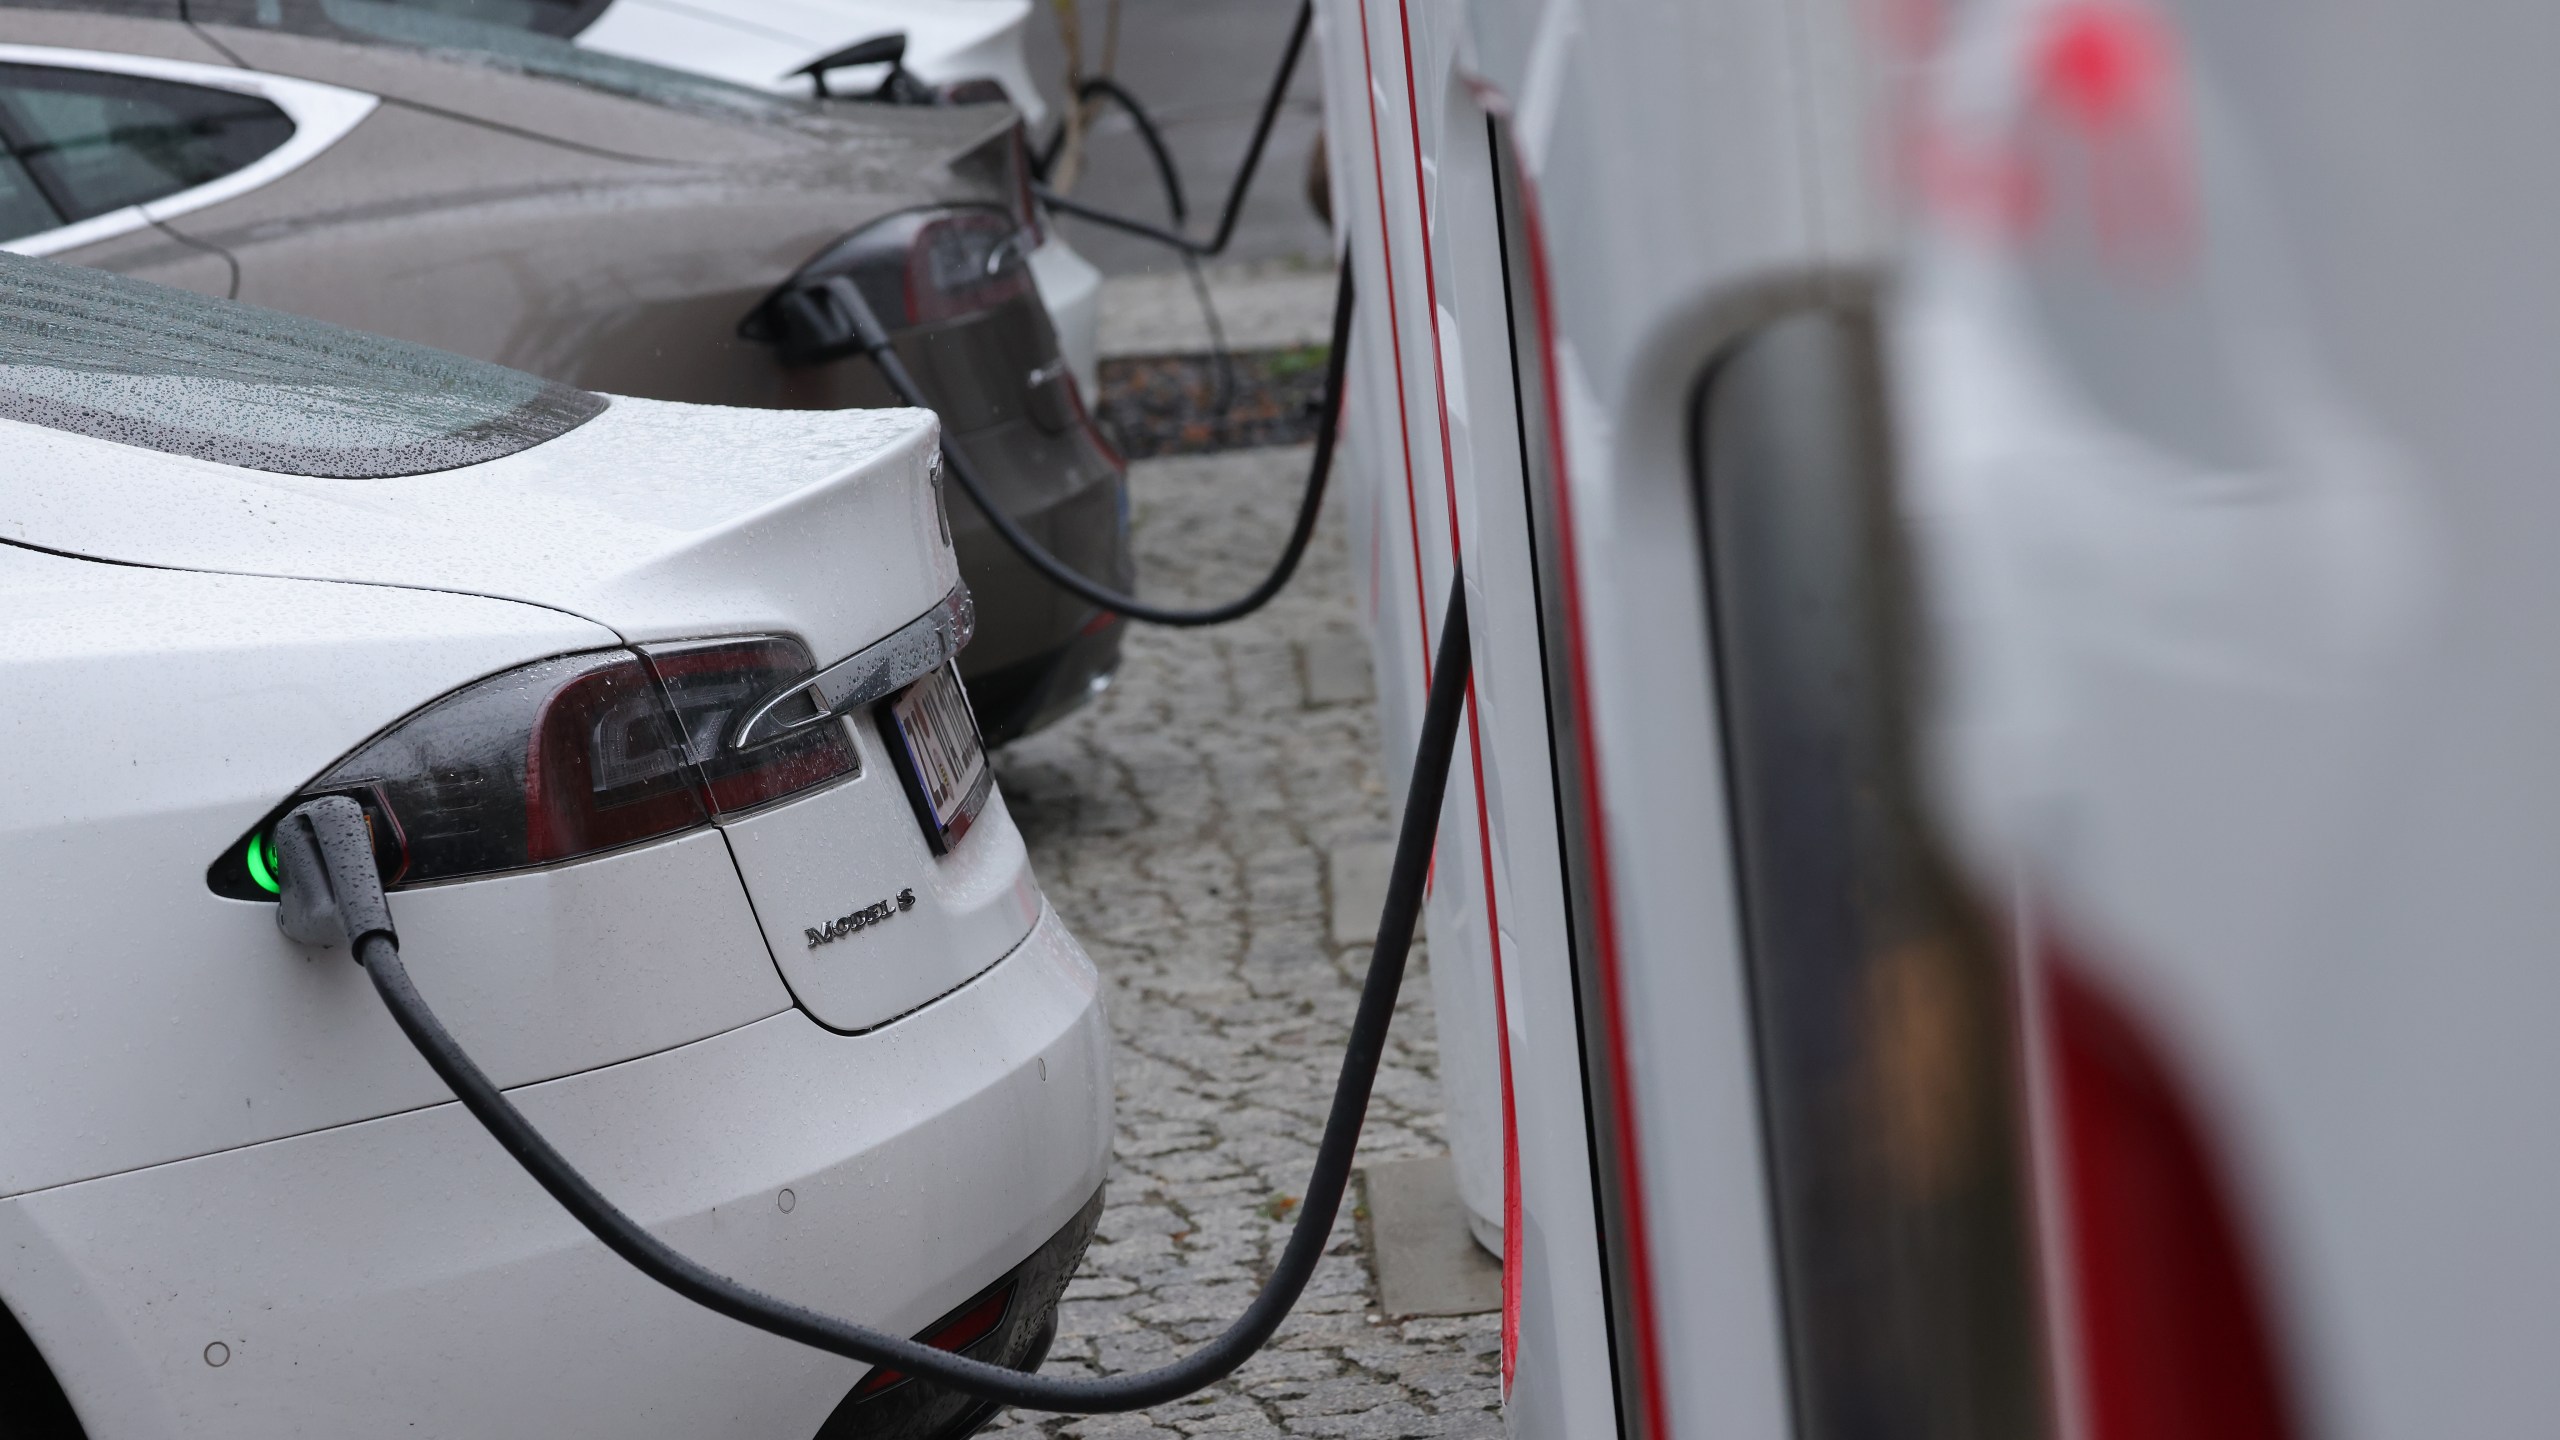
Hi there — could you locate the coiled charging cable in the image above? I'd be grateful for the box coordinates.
[273,576,1470,1413]
[1032,0,1312,260]
[812,259,1350,628]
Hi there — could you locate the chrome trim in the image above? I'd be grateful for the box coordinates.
[730,585,975,752]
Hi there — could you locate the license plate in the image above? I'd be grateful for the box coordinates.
[881,663,991,854]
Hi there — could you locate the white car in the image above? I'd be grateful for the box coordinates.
[559,0,1106,396]
[0,254,1111,1438]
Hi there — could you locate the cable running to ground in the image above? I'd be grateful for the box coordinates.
[847,263,1351,627]
[284,575,1474,1413]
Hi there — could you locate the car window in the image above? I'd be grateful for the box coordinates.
[355,0,613,39]
[0,151,55,239]
[0,252,605,477]
[0,64,293,231]
[189,0,805,123]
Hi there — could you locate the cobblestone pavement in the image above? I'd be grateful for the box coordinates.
[989,446,1504,1439]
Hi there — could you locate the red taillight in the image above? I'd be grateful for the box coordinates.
[2047,954,2299,1440]
[640,638,860,816]
[210,638,857,898]
[754,205,1043,365]
[853,1281,1013,1401]
[525,655,705,862]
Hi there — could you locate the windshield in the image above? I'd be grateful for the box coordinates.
[188,0,809,123]
[0,253,604,477]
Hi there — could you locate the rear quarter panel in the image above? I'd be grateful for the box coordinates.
[119,103,911,406]
[0,544,791,1199]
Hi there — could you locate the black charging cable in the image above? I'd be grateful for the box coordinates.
[1040,74,1242,420]
[1037,76,1187,217]
[272,576,1470,1414]
[801,257,1350,628]
[1032,0,1312,259]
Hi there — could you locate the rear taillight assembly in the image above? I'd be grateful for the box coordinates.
[209,638,856,900]
[746,204,1037,366]
[643,638,862,815]
[904,208,1033,324]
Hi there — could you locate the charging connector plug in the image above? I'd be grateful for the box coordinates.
[272,795,395,954]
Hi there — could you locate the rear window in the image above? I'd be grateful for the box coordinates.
[0,253,604,477]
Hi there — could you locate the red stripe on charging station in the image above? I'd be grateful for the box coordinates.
[1501,139,1672,1440]
[1349,0,1438,683]
[1384,0,1525,1391]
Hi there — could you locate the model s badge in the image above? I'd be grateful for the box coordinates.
[806,888,918,948]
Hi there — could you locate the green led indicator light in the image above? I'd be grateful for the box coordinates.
[244,831,281,895]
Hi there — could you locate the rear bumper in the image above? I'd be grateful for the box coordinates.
[966,613,1127,746]
[0,904,1111,1440]
[949,420,1132,743]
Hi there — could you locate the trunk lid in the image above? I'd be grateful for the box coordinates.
[0,393,957,666]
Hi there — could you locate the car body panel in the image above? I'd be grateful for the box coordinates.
[0,905,1108,1440]
[579,0,1046,120]
[202,18,823,164]
[0,540,705,1198]
[40,210,235,294]
[1027,232,1102,397]
[0,397,955,666]
[145,101,913,400]
[723,749,1042,1032]
[0,3,216,63]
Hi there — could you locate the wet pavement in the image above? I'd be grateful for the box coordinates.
[989,445,1505,1438]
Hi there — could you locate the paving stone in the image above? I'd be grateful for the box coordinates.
[987,447,1502,1438]
[1097,262,1339,358]
[1363,1157,1503,1319]
[1299,628,1376,709]
[1326,839,1395,951]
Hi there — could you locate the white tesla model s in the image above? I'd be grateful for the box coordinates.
[0,254,1110,1439]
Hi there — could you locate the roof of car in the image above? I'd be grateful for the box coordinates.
[1,1,1019,146]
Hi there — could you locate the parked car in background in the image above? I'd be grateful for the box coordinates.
[397,0,1105,393]
[0,252,1109,1439]
[0,0,1129,743]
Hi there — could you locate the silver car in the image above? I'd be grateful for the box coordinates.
[0,0,1133,742]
